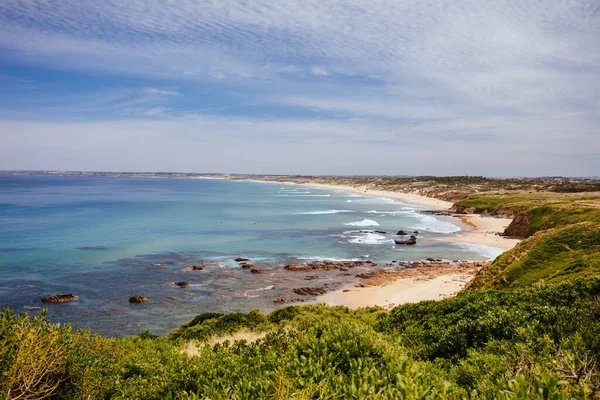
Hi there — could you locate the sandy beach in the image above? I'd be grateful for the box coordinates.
[297,182,455,210]
[318,274,475,309]
[247,178,522,309]
[444,214,520,250]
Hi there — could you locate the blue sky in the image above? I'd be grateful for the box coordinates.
[0,0,599,176]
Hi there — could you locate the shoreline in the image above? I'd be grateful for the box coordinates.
[235,177,521,309]
[241,178,519,252]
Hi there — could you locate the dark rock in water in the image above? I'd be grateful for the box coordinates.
[240,263,253,269]
[184,265,203,271]
[293,287,326,296]
[396,230,408,236]
[426,258,443,262]
[250,266,264,274]
[274,297,286,304]
[413,231,420,235]
[174,281,189,288]
[394,235,417,245]
[284,263,312,272]
[375,230,387,234]
[41,294,78,303]
[304,275,319,280]
[234,257,250,262]
[76,246,107,251]
[129,295,149,303]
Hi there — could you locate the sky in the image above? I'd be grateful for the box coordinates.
[0,0,599,176]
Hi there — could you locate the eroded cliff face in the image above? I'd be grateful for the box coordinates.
[503,213,530,237]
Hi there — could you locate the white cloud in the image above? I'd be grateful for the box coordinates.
[0,0,599,174]
[310,67,329,76]
[144,88,179,96]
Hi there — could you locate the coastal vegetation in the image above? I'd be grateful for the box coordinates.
[2,278,600,399]
[2,175,600,399]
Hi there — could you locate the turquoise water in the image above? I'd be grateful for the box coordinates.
[0,175,498,336]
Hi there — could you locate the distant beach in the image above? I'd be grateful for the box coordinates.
[236,177,521,309]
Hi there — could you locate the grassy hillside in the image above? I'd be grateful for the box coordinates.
[2,278,600,399]
[453,192,600,236]
[467,222,600,290]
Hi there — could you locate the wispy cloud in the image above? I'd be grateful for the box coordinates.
[0,0,599,174]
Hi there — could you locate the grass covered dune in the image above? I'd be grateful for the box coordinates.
[2,176,600,399]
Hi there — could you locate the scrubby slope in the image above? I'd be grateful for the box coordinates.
[2,279,600,399]
[467,222,600,290]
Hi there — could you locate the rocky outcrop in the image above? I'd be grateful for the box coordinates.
[234,257,250,262]
[129,295,149,303]
[394,235,417,245]
[503,213,530,237]
[250,266,264,274]
[240,263,253,269]
[396,230,408,235]
[307,261,364,270]
[184,265,204,271]
[41,294,78,303]
[293,287,326,296]
[284,264,312,272]
[174,281,189,288]
[449,205,478,214]
[282,260,365,273]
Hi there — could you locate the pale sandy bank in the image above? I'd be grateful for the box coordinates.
[317,273,475,309]
[443,214,520,251]
[303,182,454,210]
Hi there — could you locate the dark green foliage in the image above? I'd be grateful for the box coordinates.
[2,279,600,399]
[169,308,269,341]
[382,278,600,360]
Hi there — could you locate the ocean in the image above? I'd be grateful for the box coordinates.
[0,175,501,336]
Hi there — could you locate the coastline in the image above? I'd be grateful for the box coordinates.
[242,178,519,251]
[236,177,521,309]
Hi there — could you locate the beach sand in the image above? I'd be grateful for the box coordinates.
[444,214,520,250]
[300,182,455,210]
[317,273,475,309]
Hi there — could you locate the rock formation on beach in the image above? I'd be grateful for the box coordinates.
[292,287,327,296]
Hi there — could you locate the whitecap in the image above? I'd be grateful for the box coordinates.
[347,232,394,245]
[294,209,353,215]
[344,219,380,227]
[276,194,331,197]
[366,209,413,215]
[396,209,461,233]
[451,243,504,260]
[295,256,364,261]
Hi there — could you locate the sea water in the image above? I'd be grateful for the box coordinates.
[0,175,500,335]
